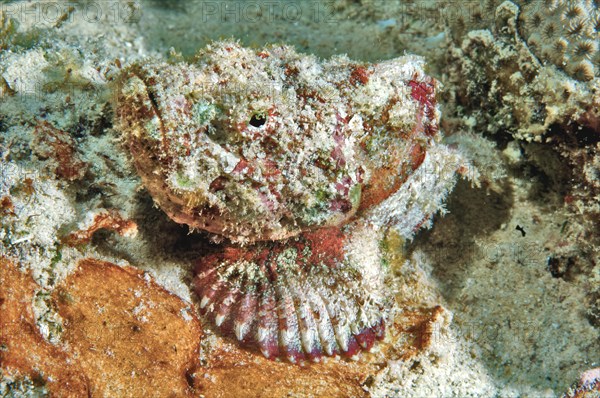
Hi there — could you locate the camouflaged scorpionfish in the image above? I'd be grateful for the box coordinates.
[116,41,466,363]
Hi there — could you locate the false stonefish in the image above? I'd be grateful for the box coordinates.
[116,41,468,363]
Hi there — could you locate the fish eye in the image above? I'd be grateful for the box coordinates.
[249,113,267,128]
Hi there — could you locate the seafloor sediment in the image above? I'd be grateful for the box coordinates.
[1,1,598,397]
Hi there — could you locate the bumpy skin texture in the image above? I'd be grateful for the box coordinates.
[117,41,451,363]
[116,42,436,243]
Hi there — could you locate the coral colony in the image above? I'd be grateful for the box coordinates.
[116,41,469,363]
[445,0,600,81]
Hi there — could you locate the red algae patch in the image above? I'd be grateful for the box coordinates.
[31,120,89,181]
[0,256,89,396]
[192,340,375,398]
[53,258,201,397]
[62,208,138,246]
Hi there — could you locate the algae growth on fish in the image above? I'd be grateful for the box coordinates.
[116,41,469,362]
